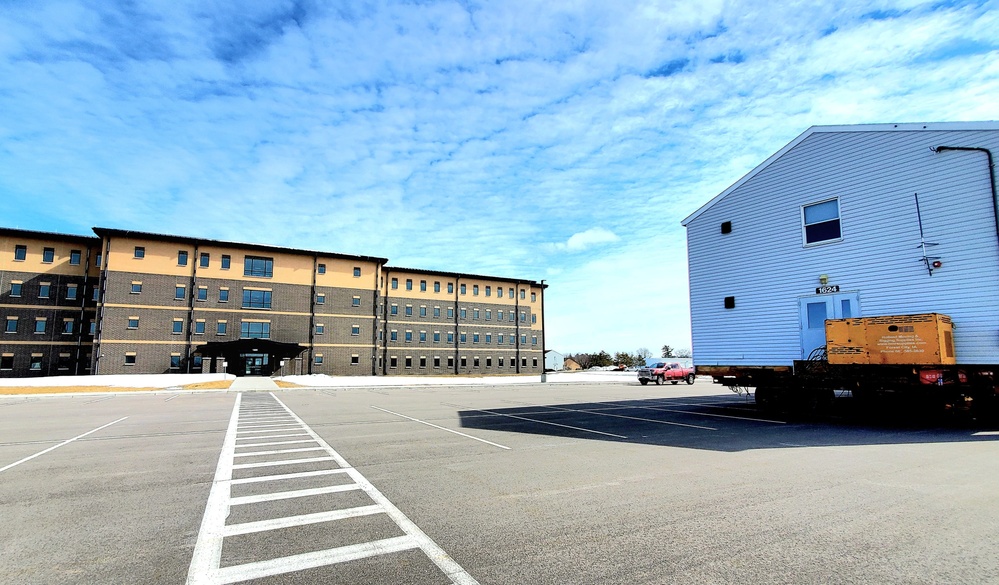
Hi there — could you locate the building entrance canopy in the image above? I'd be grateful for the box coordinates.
[195,339,306,377]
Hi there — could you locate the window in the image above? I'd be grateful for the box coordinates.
[62,319,74,334]
[405,356,413,368]
[448,356,454,368]
[200,252,210,268]
[352,296,361,307]
[14,245,26,261]
[460,308,467,319]
[217,321,227,335]
[473,333,480,343]
[433,331,441,342]
[219,288,229,302]
[521,334,527,344]
[486,357,492,367]
[447,307,454,318]
[352,325,360,336]
[316,324,325,335]
[391,278,398,289]
[131,282,142,294]
[95,253,102,268]
[92,287,99,301]
[533,357,539,367]
[88,320,96,335]
[405,305,413,317]
[241,321,270,339]
[42,247,55,263]
[499,357,505,367]
[244,256,273,277]
[351,354,360,365]
[315,354,324,365]
[11,282,22,296]
[498,334,504,344]
[353,267,361,277]
[134,246,144,259]
[803,198,841,244]
[434,356,441,368]
[485,333,491,343]
[460,332,467,343]
[406,279,413,291]
[497,310,504,320]
[0,354,13,369]
[127,317,139,329]
[316,293,325,305]
[34,318,46,333]
[485,310,491,320]
[170,354,181,369]
[474,357,480,367]
[420,356,427,368]
[5,317,17,333]
[178,250,188,266]
[532,336,538,345]
[390,304,398,316]
[66,284,78,300]
[460,356,467,368]
[473,285,479,296]
[243,289,272,309]
[29,354,43,370]
[434,307,441,318]
[390,330,398,341]
[485,286,491,297]
[521,311,526,323]
[420,331,427,342]
[460,284,466,295]
[390,356,398,368]
[509,312,515,322]
[173,320,184,334]
[522,357,528,367]
[317,263,326,274]
[124,353,136,366]
[195,321,205,334]
[509,288,515,299]
[197,287,208,301]
[434,281,441,293]
[473,309,479,319]
[405,331,413,342]
[70,250,81,265]
[447,332,454,343]
[175,285,186,300]
[38,283,50,298]
[447,283,454,294]
[531,292,537,302]
[420,280,427,291]
[221,255,231,269]
[520,289,526,299]
[532,314,537,324]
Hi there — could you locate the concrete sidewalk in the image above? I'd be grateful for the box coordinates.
[229,377,280,391]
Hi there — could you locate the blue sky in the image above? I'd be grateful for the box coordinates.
[1,1,997,356]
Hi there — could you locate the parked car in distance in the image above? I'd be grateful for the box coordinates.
[638,362,695,385]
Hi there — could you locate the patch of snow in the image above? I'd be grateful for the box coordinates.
[0,373,234,388]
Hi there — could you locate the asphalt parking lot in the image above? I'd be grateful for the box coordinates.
[2,380,998,584]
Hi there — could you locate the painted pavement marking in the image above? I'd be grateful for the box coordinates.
[371,406,511,450]
[0,417,128,474]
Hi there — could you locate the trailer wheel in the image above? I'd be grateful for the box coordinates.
[685,374,695,385]
[656,375,664,385]
[639,379,648,385]
[755,386,777,412]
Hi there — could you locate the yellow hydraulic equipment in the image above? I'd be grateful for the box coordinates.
[825,313,956,366]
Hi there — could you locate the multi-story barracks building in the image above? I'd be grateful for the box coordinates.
[1,227,547,378]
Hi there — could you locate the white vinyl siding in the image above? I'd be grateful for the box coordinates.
[686,126,999,366]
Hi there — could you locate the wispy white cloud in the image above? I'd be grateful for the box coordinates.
[1,0,996,353]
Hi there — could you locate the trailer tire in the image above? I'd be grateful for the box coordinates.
[686,374,695,385]
[755,386,778,413]
[639,379,648,386]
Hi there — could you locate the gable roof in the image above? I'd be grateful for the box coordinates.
[680,121,999,227]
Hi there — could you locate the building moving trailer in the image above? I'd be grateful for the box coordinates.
[682,122,999,415]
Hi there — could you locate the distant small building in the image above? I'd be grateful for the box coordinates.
[563,358,582,371]
[544,350,565,371]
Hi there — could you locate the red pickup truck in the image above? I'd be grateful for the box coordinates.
[638,362,695,385]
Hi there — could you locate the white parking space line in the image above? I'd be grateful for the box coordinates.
[223,505,384,536]
[212,536,420,584]
[165,395,180,402]
[231,456,337,470]
[619,400,787,424]
[973,431,999,436]
[523,403,717,431]
[371,406,511,450]
[0,417,128,474]
[188,393,480,585]
[454,405,628,439]
[229,483,361,506]
[229,468,350,485]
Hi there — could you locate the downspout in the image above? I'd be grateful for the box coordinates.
[382,268,391,375]
[515,282,520,374]
[371,264,380,376]
[309,254,317,374]
[454,276,461,374]
[74,245,92,376]
[186,243,198,373]
[93,236,111,375]
[932,146,998,251]
[540,280,547,380]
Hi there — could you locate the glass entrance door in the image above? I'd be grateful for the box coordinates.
[241,353,269,376]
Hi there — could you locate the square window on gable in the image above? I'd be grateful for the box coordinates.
[134,246,144,259]
[802,198,841,245]
[353,267,361,277]
[318,263,326,274]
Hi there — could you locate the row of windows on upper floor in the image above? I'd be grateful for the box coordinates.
[6,281,87,301]
[133,248,366,278]
[382,355,539,370]
[128,283,363,309]
[385,329,537,345]
[387,304,536,323]
[390,278,537,302]
[4,315,83,335]
[11,245,84,265]
[0,351,88,372]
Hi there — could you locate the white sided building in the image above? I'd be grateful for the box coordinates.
[682,121,999,369]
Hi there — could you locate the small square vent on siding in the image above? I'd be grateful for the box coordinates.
[724,296,735,309]
[721,221,732,234]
